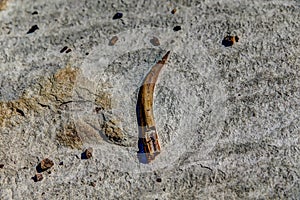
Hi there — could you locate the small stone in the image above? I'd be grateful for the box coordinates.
[65,48,72,53]
[173,26,181,32]
[235,36,239,42]
[33,173,43,182]
[0,164,4,168]
[95,107,102,113]
[26,25,39,34]
[60,46,68,53]
[32,11,38,15]
[150,37,160,46]
[156,177,162,182]
[90,182,96,187]
[109,36,118,46]
[40,158,54,170]
[222,35,239,47]
[171,8,177,14]
[56,121,83,149]
[59,161,64,165]
[113,12,123,20]
[85,147,93,159]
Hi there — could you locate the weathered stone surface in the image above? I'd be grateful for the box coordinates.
[37,66,79,106]
[95,90,112,111]
[0,0,299,199]
[0,66,79,126]
[101,117,127,145]
[0,0,9,11]
[56,121,83,149]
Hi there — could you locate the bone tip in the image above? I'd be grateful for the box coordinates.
[165,50,171,57]
[162,50,171,62]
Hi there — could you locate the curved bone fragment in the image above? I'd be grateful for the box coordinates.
[136,51,170,163]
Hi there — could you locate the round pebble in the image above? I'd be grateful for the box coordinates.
[113,12,123,20]
[173,26,181,32]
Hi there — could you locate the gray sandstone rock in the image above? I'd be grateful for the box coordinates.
[0,0,299,199]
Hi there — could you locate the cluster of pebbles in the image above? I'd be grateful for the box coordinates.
[108,9,183,47]
[32,148,93,182]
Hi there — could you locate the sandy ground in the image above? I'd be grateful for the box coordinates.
[0,0,299,199]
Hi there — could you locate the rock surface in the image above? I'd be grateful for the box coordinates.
[0,0,299,199]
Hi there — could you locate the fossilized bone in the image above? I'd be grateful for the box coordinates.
[136,51,170,163]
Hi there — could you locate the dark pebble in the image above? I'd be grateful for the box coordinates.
[113,12,123,20]
[81,147,93,159]
[27,25,39,34]
[60,46,68,53]
[171,8,177,14]
[66,49,72,53]
[90,182,96,187]
[222,35,239,47]
[156,177,162,182]
[85,147,93,159]
[235,36,239,42]
[95,107,102,113]
[173,26,181,32]
[32,11,38,15]
[33,173,43,182]
[0,164,4,168]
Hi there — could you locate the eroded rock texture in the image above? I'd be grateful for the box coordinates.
[0,0,299,199]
